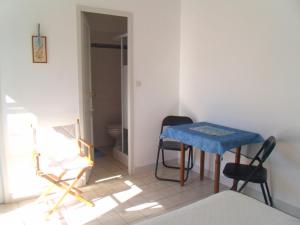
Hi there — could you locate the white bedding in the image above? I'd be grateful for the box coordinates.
[136,191,300,225]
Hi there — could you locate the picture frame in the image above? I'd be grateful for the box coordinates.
[32,36,47,63]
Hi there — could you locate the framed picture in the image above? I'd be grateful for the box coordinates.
[32,36,47,63]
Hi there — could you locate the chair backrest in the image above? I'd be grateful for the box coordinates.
[31,119,84,172]
[53,123,77,139]
[250,136,276,166]
[160,116,193,133]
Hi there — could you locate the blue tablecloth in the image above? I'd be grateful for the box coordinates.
[161,122,264,155]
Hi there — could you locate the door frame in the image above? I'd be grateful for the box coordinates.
[0,83,5,203]
[76,5,134,175]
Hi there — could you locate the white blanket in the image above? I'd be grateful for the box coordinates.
[136,191,300,225]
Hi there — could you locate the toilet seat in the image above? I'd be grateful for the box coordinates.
[107,124,122,141]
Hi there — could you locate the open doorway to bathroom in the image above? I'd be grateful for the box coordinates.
[79,10,130,182]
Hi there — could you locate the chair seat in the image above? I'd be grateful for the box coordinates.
[40,154,91,177]
[223,163,267,183]
[162,141,189,151]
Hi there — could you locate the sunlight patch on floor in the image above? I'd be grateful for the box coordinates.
[113,181,142,203]
[125,202,159,212]
[0,148,219,225]
[94,174,123,183]
[63,196,118,225]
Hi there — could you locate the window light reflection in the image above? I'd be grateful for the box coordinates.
[5,95,16,103]
[126,202,159,211]
[113,180,142,203]
[64,196,118,225]
[95,175,123,183]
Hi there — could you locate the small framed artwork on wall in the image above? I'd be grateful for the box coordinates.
[32,36,47,63]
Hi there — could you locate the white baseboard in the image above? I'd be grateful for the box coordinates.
[113,148,128,167]
[134,158,300,219]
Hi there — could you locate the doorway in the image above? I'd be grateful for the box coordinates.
[78,8,133,179]
[88,13,128,166]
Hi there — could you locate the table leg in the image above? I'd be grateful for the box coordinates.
[180,143,185,186]
[214,154,221,193]
[200,150,205,180]
[232,146,241,190]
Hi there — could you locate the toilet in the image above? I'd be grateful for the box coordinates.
[107,123,122,149]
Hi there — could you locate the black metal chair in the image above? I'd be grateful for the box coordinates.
[155,116,194,182]
[223,136,276,206]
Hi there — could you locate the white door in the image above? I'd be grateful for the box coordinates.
[79,12,94,183]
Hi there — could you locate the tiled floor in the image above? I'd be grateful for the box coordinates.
[0,149,226,225]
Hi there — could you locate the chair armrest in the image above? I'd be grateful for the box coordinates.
[77,138,94,164]
[77,138,93,148]
[32,150,41,175]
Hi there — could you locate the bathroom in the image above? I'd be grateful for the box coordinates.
[87,13,128,167]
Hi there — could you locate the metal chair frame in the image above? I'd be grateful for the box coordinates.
[225,136,276,206]
[155,116,194,182]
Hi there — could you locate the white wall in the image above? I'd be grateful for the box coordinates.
[180,0,300,213]
[0,0,180,201]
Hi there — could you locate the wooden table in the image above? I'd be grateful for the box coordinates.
[161,122,263,193]
[180,144,241,193]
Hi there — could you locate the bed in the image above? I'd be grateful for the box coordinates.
[136,191,300,225]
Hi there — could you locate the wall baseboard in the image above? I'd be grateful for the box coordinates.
[134,159,300,219]
[113,147,128,167]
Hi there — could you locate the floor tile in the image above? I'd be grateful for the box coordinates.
[98,211,128,225]
[3,147,228,225]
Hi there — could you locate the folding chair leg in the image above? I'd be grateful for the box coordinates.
[48,178,79,215]
[231,180,239,190]
[162,148,194,170]
[47,169,94,216]
[155,146,181,182]
[74,194,94,207]
[155,146,192,183]
[184,149,192,181]
[161,149,167,167]
[264,182,273,207]
[38,170,67,203]
[189,148,194,169]
[238,180,248,192]
[56,183,94,207]
[260,183,269,205]
[58,179,83,195]
[155,146,161,180]
[37,184,56,203]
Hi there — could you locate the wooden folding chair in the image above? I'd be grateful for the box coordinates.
[32,119,95,217]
